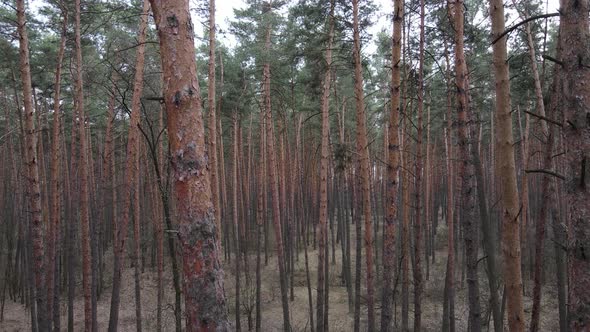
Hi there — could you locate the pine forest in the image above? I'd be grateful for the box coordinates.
[0,0,588,331]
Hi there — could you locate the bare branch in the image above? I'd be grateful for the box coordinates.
[525,169,565,180]
[491,13,560,45]
[523,109,563,127]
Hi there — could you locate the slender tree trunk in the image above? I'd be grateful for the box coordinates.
[261,4,291,329]
[425,105,431,281]
[72,0,94,329]
[255,115,265,332]
[489,0,526,329]
[473,112,502,332]
[506,3,552,330]
[153,102,164,332]
[353,173,361,332]
[317,3,335,331]
[451,2,482,330]
[381,0,403,329]
[413,0,425,328]
[64,112,75,332]
[133,142,143,332]
[46,8,67,330]
[149,0,230,329]
[208,0,222,248]
[517,105,531,293]
[529,111,558,332]
[232,112,242,332]
[441,36,456,332]
[108,3,150,329]
[352,1,375,329]
[553,178,568,332]
[16,1,47,329]
[144,105,183,332]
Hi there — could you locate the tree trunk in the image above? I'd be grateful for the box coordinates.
[451,2,482,330]
[107,3,150,329]
[133,143,143,332]
[558,0,590,330]
[46,8,67,330]
[381,0,403,329]
[352,1,375,329]
[149,0,230,329]
[316,2,335,331]
[208,0,222,247]
[489,0,526,329]
[260,4,291,329]
[16,1,47,329]
[255,113,265,332]
[71,0,95,329]
[232,112,242,332]
[473,114,502,332]
[153,103,164,332]
[413,0,425,328]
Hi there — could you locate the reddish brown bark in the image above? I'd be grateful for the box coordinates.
[208,0,222,247]
[380,0,403,329]
[133,141,143,332]
[255,109,265,332]
[452,1,482,329]
[489,0,526,329]
[508,3,551,330]
[401,17,410,330]
[104,77,118,249]
[73,0,94,329]
[316,3,334,331]
[352,1,375,329]
[107,3,150,329]
[16,0,48,329]
[232,112,242,332]
[262,6,291,327]
[149,0,230,330]
[46,7,67,329]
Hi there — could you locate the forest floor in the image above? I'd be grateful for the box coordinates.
[1,222,560,331]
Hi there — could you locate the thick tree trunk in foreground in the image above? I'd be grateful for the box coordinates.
[149,0,230,330]
[380,0,403,330]
[489,0,526,330]
[16,1,47,330]
[352,1,375,329]
[558,0,590,330]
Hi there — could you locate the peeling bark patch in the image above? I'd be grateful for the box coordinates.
[173,91,181,107]
[179,211,215,247]
[167,15,179,35]
[180,210,229,330]
[174,147,207,181]
[186,20,194,38]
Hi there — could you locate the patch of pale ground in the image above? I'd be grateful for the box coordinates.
[1,222,560,331]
